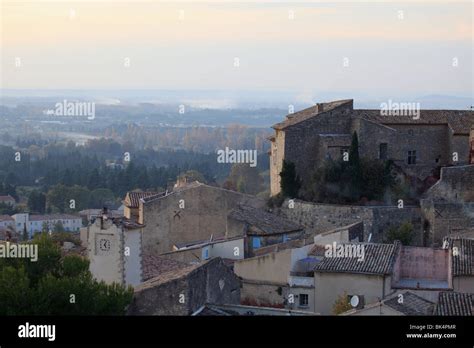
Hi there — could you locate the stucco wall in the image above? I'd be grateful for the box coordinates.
[88,219,124,285]
[235,249,292,284]
[453,276,474,293]
[314,272,390,315]
[161,238,245,263]
[393,246,450,283]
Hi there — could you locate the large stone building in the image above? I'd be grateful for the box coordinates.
[128,257,241,315]
[269,99,474,196]
[135,182,265,255]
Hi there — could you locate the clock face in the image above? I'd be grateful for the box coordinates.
[95,234,113,255]
[99,239,111,251]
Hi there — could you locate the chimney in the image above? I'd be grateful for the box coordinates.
[100,206,108,229]
[316,103,324,113]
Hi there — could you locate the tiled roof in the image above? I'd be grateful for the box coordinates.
[435,292,473,316]
[384,291,435,315]
[121,218,145,230]
[0,215,13,221]
[272,99,353,130]
[192,305,236,316]
[354,109,474,135]
[271,99,473,134]
[228,205,303,236]
[125,191,163,208]
[313,242,400,275]
[141,254,193,282]
[78,209,122,218]
[0,195,15,202]
[29,214,81,221]
[308,244,327,257]
[141,192,168,203]
[442,237,474,276]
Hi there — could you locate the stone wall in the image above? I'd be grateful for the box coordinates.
[128,258,241,315]
[140,184,264,255]
[352,117,396,161]
[240,279,289,308]
[424,165,474,203]
[270,130,286,196]
[283,104,353,187]
[276,199,422,245]
[421,200,474,246]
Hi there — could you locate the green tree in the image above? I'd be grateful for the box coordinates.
[0,234,133,315]
[384,222,414,245]
[22,224,28,241]
[333,292,353,315]
[279,160,301,198]
[53,221,65,233]
[28,190,46,214]
[348,132,362,200]
[225,164,263,195]
[89,188,115,209]
[178,170,206,184]
[0,266,32,315]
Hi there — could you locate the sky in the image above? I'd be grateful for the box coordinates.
[1,0,473,100]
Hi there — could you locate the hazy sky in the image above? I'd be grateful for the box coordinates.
[1,0,472,99]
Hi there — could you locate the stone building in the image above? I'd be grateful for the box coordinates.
[269,99,474,196]
[136,182,265,255]
[227,205,305,257]
[127,257,241,315]
[420,165,474,245]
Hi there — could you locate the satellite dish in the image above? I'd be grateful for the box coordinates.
[350,295,360,308]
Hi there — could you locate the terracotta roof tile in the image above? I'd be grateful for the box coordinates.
[229,205,303,235]
[125,191,163,208]
[384,291,435,315]
[443,237,474,276]
[313,242,400,275]
[435,292,474,316]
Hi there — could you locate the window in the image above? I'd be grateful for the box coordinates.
[283,234,290,242]
[299,294,309,307]
[252,237,261,249]
[407,150,417,165]
[203,248,210,260]
[379,143,388,160]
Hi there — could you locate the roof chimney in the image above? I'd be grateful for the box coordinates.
[316,103,324,113]
[100,207,108,229]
